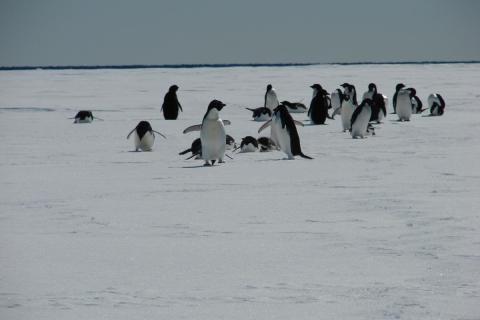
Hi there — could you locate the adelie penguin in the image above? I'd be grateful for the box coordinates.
[257,137,277,152]
[127,121,166,151]
[406,88,425,114]
[258,105,312,160]
[161,85,183,120]
[246,107,272,121]
[234,136,258,153]
[427,93,446,116]
[350,99,373,139]
[71,110,103,123]
[330,89,344,119]
[264,84,279,112]
[396,88,413,121]
[183,100,231,166]
[281,100,307,113]
[308,84,331,125]
[392,83,405,114]
[362,83,387,123]
[340,83,358,132]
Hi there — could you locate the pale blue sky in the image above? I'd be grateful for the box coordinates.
[0,0,479,66]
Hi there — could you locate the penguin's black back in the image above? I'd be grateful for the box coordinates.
[248,107,271,118]
[309,92,329,124]
[162,86,181,120]
[240,136,258,148]
[275,105,310,158]
[370,93,386,122]
[351,99,372,129]
[136,121,153,139]
[75,110,93,120]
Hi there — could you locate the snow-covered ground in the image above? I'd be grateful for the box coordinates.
[1,64,479,320]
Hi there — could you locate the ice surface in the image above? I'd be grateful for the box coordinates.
[1,64,480,319]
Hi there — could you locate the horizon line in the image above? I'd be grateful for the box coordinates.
[1,60,479,71]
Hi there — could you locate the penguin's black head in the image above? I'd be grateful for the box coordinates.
[169,85,179,92]
[137,120,153,131]
[207,99,226,111]
[396,83,405,91]
[340,83,350,88]
[266,84,272,91]
[407,87,416,97]
[368,83,377,92]
[310,83,323,90]
[274,104,289,115]
[360,98,373,108]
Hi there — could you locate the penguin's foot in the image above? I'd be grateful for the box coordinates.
[203,162,212,166]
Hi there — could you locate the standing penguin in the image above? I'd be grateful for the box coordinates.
[427,93,446,116]
[396,88,413,121]
[264,84,279,112]
[363,83,387,123]
[72,110,103,123]
[161,85,183,120]
[183,100,230,166]
[308,84,330,125]
[392,83,405,114]
[258,105,312,160]
[350,99,373,139]
[330,89,344,119]
[127,121,166,151]
[340,83,358,132]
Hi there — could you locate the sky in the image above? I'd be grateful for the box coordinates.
[0,0,479,66]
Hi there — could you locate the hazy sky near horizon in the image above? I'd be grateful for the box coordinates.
[1,0,479,66]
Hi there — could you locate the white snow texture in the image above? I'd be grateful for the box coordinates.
[1,64,479,320]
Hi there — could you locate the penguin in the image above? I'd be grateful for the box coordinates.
[161,85,183,120]
[257,136,277,152]
[179,138,202,160]
[350,99,373,139]
[258,105,312,160]
[246,107,272,121]
[226,134,236,150]
[72,110,103,123]
[308,84,331,125]
[264,84,279,112]
[330,89,344,119]
[396,88,413,121]
[406,88,425,114]
[340,83,358,132]
[392,83,405,114]
[234,136,258,153]
[427,93,446,116]
[362,83,387,123]
[281,100,308,113]
[127,120,166,151]
[183,100,230,166]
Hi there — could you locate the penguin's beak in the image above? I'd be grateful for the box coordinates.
[310,85,315,88]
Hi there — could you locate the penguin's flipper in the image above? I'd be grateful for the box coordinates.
[185,153,198,160]
[178,103,183,112]
[183,124,202,134]
[153,130,167,139]
[126,128,136,139]
[294,120,304,127]
[179,148,192,155]
[258,119,272,133]
[299,152,313,160]
[246,108,255,112]
[222,120,231,126]
[225,154,234,160]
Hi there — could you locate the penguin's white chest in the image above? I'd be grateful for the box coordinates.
[396,91,412,121]
[341,101,355,131]
[75,116,93,123]
[201,119,226,161]
[134,131,155,151]
[271,116,292,158]
[265,91,279,111]
[351,106,372,138]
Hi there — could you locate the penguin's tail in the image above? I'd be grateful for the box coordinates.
[179,148,192,155]
[299,152,313,160]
